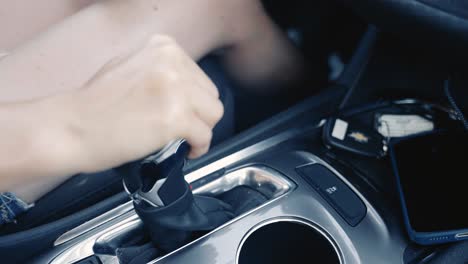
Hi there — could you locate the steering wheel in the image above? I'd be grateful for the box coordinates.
[341,0,468,55]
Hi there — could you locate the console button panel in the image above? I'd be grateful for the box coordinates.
[296,164,366,226]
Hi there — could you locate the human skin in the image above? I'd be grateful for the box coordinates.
[0,0,304,202]
[0,0,304,101]
[0,36,224,202]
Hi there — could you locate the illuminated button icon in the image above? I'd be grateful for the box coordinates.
[326,186,338,194]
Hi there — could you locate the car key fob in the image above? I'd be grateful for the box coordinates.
[323,117,387,158]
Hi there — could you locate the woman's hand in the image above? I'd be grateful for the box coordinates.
[0,35,223,199]
[69,35,224,172]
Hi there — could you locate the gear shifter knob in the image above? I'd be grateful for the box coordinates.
[120,139,233,252]
[131,139,190,207]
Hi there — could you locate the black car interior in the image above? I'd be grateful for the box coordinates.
[1,0,467,263]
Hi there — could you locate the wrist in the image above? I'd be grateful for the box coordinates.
[0,92,85,189]
[32,92,86,177]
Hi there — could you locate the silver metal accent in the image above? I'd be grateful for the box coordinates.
[52,129,300,250]
[135,178,166,207]
[124,139,186,205]
[51,212,141,264]
[456,232,468,239]
[51,120,412,264]
[148,168,296,264]
[49,102,452,262]
[149,151,407,264]
[50,166,295,264]
[235,217,343,264]
[185,129,303,183]
[194,166,293,199]
[143,139,186,164]
[93,216,145,261]
[46,148,410,264]
[54,203,134,246]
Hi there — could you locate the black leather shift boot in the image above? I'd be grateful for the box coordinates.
[134,184,234,252]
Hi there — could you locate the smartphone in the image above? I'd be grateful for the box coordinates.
[389,130,468,245]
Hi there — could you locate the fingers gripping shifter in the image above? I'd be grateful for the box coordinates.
[121,140,234,252]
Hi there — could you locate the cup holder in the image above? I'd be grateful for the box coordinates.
[237,218,341,264]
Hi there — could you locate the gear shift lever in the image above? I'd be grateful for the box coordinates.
[124,139,190,207]
[121,140,234,252]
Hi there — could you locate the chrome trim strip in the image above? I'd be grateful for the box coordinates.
[51,212,140,264]
[149,151,382,264]
[53,128,303,247]
[193,166,292,198]
[51,121,336,264]
[143,139,186,164]
[52,166,295,264]
[456,232,468,239]
[235,217,344,264]
[148,169,296,264]
[54,202,134,246]
[185,128,304,183]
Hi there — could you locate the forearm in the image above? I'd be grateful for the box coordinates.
[0,0,304,103]
[0,94,81,199]
[221,11,306,92]
[0,34,226,202]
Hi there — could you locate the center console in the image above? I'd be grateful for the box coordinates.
[17,21,417,258]
[34,90,410,263]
